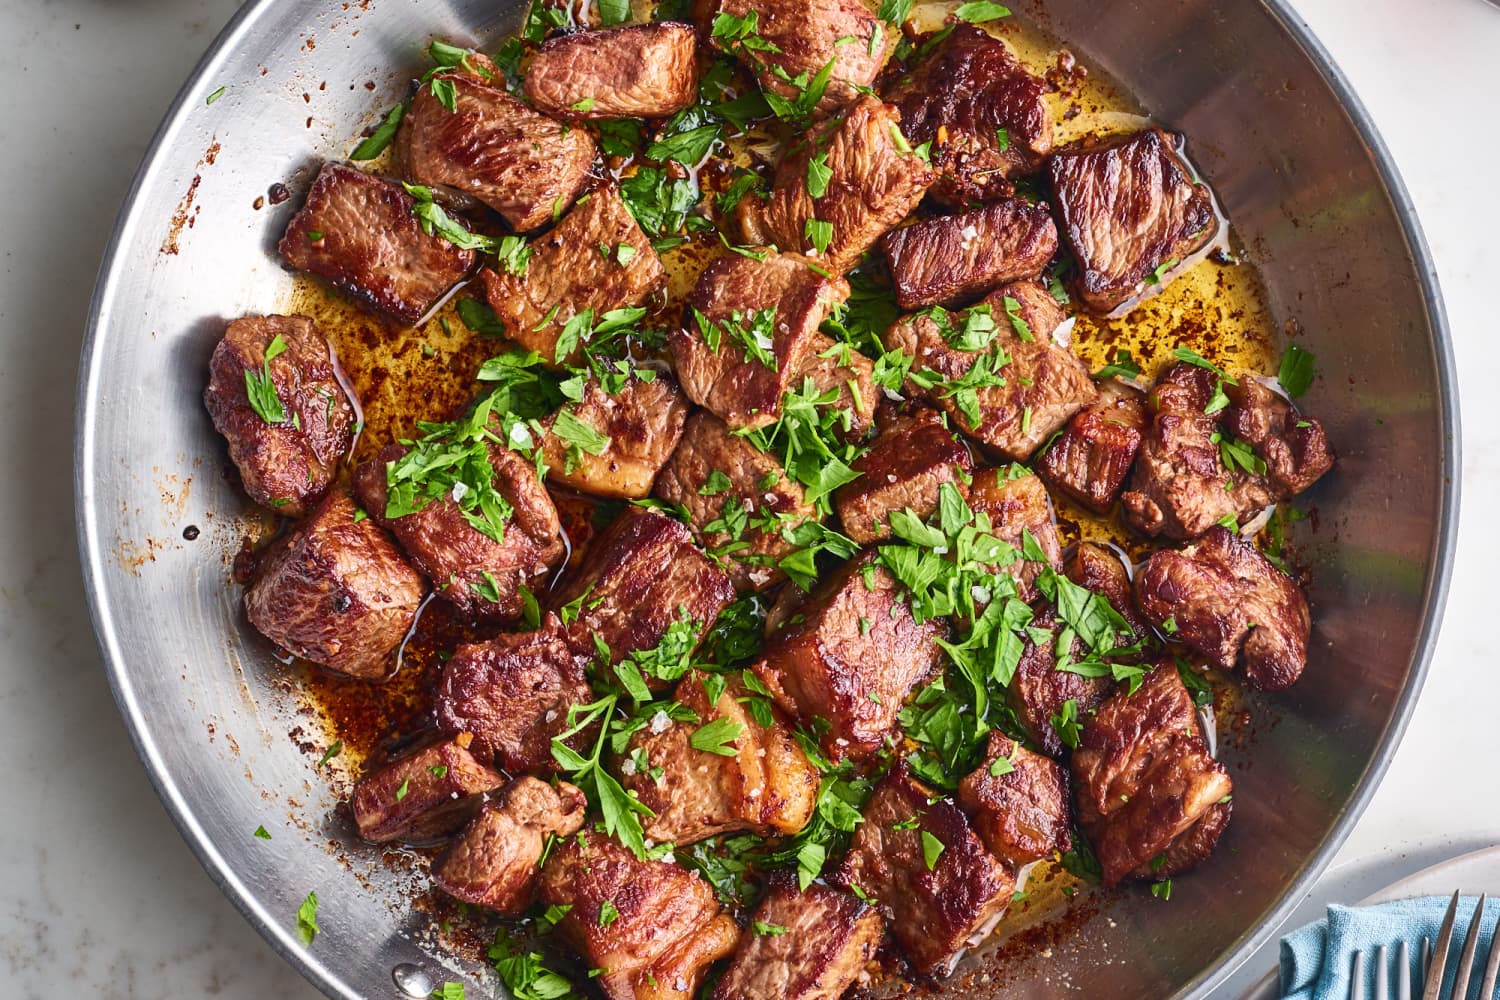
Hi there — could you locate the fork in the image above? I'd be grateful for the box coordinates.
[1350,892,1500,1000]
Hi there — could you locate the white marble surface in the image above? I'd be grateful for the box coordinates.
[0,1,1496,998]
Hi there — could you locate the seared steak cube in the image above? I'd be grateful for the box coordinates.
[279,162,475,324]
[352,442,565,621]
[882,199,1059,310]
[712,877,883,1000]
[964,465,1060,602]
[1066,541,1150,640]
[395,61,595,232]
[620,672,819,846]
[552,506,736,668]
[1071,665,1232,886]
[1048,128,1218,314]
[1121,362,1278,540]
[479,185,664,363]
[669,249,850,429]
[883,24,1052,205]
[654,411,817,592]
[707,0,894,117]
[434,615,594,772]
[203,314,356,517]
[539,371,690,499]
[957,732,1072,867]
[1006,606,1112,759]
[834,764,1014,978]
[884,287,1097,461]
[1225,377,1335,496]
[792,333,878,442]
[350,738,504,844]
[525,23,699,120]
[833,406,973,545]
[432,777,587,913]
[1134,525,1311,691]
[752,553,945,759]
[243,490,424,680]
[738,95,934,275]
[538,834,741,1000]
[1037,378,1148,514]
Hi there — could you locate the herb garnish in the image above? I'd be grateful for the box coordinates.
[244,334,290,425]
[296,891,320,946]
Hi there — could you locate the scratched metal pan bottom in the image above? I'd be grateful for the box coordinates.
[74,0,1457,997]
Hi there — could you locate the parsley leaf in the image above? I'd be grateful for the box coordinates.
[296,891,320,946]
[620,166,702,237]
[244,334,290,425]
[921,830,946,870]
[647,124,722,166]
[1094,349,1142,380]
[690,716,745,756]
[1277,343,1317,398]
[807,152,832,199]
[346,101,402,159]
[954,1,1011,21]
[804,218,834,256]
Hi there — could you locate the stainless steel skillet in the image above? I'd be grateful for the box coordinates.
[74,0,1458,996]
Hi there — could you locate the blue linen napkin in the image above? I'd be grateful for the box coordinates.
[1280,896,1500,999]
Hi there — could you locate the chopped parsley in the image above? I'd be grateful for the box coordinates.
[1277,343,1317,398]
[315,741,343,769]
[254,825,272,840]
[1095,349,1142,380]
[690,716,746,757]
[244,334,290,425]
[350,103,406,160]
[921,830,946,870]
[954,1,1011,22]
[296,891,320,946]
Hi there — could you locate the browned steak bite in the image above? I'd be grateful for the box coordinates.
[620,672,818,846]
[882,199,1059,310]
[834,406,972,545]
[524,23,699,120]
[1006,605,1113,759]
[883,24,1053,205]
[538,834,741,1000]
[653,411,817,592]
[791,333,878,442]
[752,553,945,760]
[538,371,690,499]
[958,731,1072,867]
[1121,362,1278,540]
[431,777,587,912]
[1071,664,1232,887]
[551,506,736,670]
[433,614,594,772]
[1135,525,1311,691]
[1225,377,1335,496]
[479,185,664,364]
[243,490,425,680]
[738,95,934,275]
[884,286,1097,461]
[1048,128,1218,314]
[395,59,595,232]
[1037,378,1148,514]
[706,0,895,117]
[203,315,356,518]
[278,162,475,324]
[352,442,565,621]
[963,465,1061,602]
[669,249,850,429]
[834,764,1015,979]
[1066,541,1150,639]
[712,876,884,1000]
[350,738,505,844]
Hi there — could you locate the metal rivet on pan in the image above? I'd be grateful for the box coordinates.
[391,964,434,997]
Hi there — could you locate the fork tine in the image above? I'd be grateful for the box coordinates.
[1424,937,1432,981]
[1479,903,1500,1000]
[1375,944,1390,1000]
[1351,949,1367,1000]
[1452,895,1488,1000]
[1423,891,1462,1000]
[1398,939,1412,1000]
